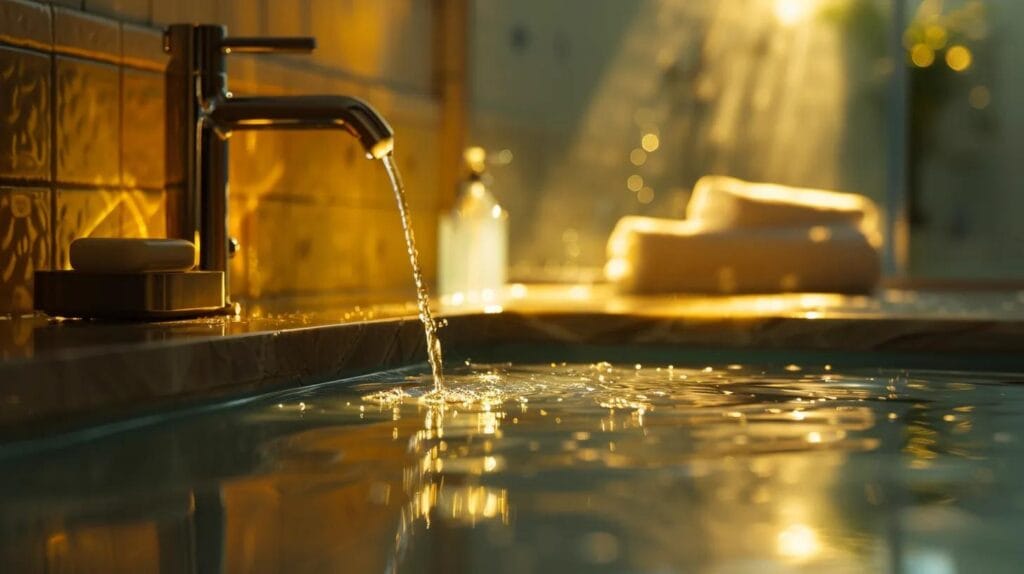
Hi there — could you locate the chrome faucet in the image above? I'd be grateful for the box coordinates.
[165,24,394,306]
[33,25,395,319]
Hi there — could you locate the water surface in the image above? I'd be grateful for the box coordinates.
[3,358,1024,573]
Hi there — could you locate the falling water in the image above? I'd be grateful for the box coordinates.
[381,154,445,389]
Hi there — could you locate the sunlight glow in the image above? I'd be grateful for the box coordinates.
[774,0,813,26]
[777,523,821,560]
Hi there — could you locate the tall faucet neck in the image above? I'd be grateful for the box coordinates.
[165,24,229,105]
[163,24,395,309]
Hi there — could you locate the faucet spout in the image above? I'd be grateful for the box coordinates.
[163,23,402,310]
[210,95,394,159]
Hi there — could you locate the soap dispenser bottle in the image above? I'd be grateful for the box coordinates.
[438,147,507,302]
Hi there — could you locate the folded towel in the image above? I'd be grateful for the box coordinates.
[686,175,881,246]
[605,217,880,295]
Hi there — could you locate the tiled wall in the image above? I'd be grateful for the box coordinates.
[0,0,455,314]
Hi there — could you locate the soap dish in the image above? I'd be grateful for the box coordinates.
[33,238,231,319]
[34,270,228,320]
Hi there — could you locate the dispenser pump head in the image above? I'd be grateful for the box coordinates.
[464,146,487,177]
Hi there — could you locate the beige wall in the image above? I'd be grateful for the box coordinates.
[0,0,458,314]
[469,0,888,279]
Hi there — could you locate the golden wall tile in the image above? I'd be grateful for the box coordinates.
[0,187,49,314]
[121,68,164,189]
[164,185,183,239]
[120,188,166,237]
[264,0,309,36]
[308,0,432,92]
[53,6,121,64]
[56,56,121,186]
[0,0,450,310]
[224,103,367,205]
[354,203,438,294]
[55,188,166,269]
[0,46,51,182]
[243,199,363,297]
[83,0,150,25]
[217,0,264,36]
[56,190,121,268]
[386,119,442,210]
[150,0,217,26]
[121,23,167,71]
[379,0,433,91]
[227,130,289,201]
[0,0,53,52]
[228,192,250,299]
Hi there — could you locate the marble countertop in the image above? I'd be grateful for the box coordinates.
[6,285,1024,361]
[4,284,1024,441]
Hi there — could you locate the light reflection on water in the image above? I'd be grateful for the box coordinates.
[3,360,1024,572]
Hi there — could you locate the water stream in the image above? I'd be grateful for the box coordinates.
[381,155,445,390]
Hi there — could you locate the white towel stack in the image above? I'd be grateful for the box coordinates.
[606,176,882,295]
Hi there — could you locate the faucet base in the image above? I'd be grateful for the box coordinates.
[34,271,229,320]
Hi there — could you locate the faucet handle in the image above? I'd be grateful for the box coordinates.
[220,36,316,54]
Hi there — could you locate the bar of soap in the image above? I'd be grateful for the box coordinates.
[70,238,197,273]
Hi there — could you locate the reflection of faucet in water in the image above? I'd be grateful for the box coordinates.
[164,25,395,309]
[192,486,226,574]
[386,398,510,572]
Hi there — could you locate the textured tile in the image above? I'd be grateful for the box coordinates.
[380,0,433,91]
[228,192,250,299]
[121,22,166,71]
[55,188,165,268]
[0,187,49,314]
[150,0,216,26]
[264,0,309,36]
[55,189,121,269]
[0,46,50,181]
[163,184,183,240]
[361,204,438,290]
[56,56,120,186]
[243,199,361,297]
[83,0,150,24]
[308,0,432,92]
[120,188,166,237]
[224,102,438,210]
[53,6,120,63]
[276,130,366,205]
[227,130,286,202]
[121,68,164,188]
[384,118,441,210]
[0,0,52,52]
[217,0,264,36]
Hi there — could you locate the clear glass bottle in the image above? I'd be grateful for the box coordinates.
[438,147,507,303]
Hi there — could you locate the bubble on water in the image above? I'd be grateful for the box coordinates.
[363,388,412,407]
